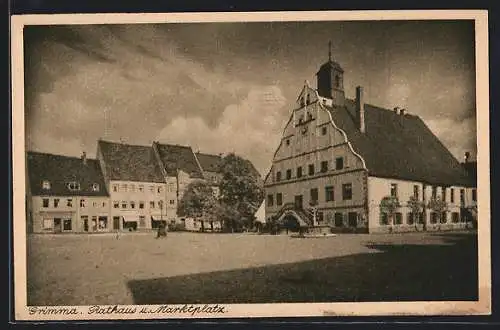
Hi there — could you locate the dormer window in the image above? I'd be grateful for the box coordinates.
[42,180,51,190]
[91,183,100,192]
[67,181,80,191]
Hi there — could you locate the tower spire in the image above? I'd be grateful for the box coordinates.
[328,41,332,62]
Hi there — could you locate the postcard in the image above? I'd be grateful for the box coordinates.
[11,10,490,320]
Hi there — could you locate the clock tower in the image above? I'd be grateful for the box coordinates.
[316,41,345,108]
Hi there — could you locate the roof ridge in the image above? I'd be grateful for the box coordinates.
[27,151,98,162]
[98,139,151,148]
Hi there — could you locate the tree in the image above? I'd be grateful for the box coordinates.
[407,195,426,231]
[177,180,218,232]
[218,153,265,232]
[379,196,401,232]
[427,196,449,226]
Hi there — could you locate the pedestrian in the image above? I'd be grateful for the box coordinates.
[156,221,167,239]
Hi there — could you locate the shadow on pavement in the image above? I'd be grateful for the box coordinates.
[127,233,478,304]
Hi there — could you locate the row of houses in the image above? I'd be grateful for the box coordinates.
[26,140,244,234]
[264,47,478,234]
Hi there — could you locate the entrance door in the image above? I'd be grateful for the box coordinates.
[294,195,303,209]
[83,219,89,232]
[113,217,120,230]
[53,218,62,233]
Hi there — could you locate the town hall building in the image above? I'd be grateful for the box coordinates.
[264,46,477,233]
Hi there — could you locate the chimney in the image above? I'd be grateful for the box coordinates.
[356,86,365,133]
[400,108,406,116]
[464,152,470,163]
[393,106,400,114]
[81,151,87,165]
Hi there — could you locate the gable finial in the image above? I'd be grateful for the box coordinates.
[328,41,332,62]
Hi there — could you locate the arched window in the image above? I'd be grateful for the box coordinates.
[335,74,340,88]
[306,94,311,105]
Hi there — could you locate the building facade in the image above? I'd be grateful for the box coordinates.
[264,51,477,234]
[97,140,167,231]
[26,152,110,233]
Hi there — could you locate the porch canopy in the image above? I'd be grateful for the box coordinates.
[122,215,138,223]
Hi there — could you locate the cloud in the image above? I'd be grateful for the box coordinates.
[156,86,288,176]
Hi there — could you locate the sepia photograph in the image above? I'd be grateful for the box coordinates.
[11,10,490,320]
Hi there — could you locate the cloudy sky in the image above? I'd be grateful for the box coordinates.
[24,19,476,176]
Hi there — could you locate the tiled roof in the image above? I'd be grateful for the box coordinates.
[326,100,475,187]
[154,142,204,178]
[27,152,109,197]
[97,140,164,183]
[195,152,222,173]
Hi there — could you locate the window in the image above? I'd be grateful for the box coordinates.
[276,193,283,206]
[138,185,144,192]
[149,185,155,193]
[159,201,164,209]
[452,212,459,223]
[42,198,49,208]
[430,212,438,224]
[150,201,155,209]
[442,188,447,202]
[169,200,175,205]
[335,157,344,170]
[335,213,344,227]
[407,212,414,225]
[67,181,80,191]
[130,201,136,209]
[121,184,127,192]
[380,213,389,225]
[63,219,72,231]
[394,212,403,225]
[342,183,352,200]
[66,199,73,207]
[413,185,419,199]
[113,201,119,209]
[139,216,146,228]
[348,212,358,227]
[308,164,315,175]
[113,185,118,192]
[42,180,51,190]
[335,74,340,88]
[390,183,398,197]
[121,201,127,209]
[139,201,145,209]
[276,171,282,182]
[98,216,108,230]
[321,126,327,135]
[267,194,274,207]
[325,186,334,202]
[92,183,100,192]
[297,167,303,178]
[80,199,86,208]
[81,216,89,232]
[286,169,292,180]
[317,211,324,223]
[432,186,437,199]
[157,186,162,194]
[320,161,328,173]
[472,189,477,202]
[306,94,311,105]
[460,189,465,204]
[310,188,318,204]
[286,139,290,146]
[93,201,98,208]
[440,212,447,224]
[450,188,455,203]
[102,201,106,208]
[53,199,60,208]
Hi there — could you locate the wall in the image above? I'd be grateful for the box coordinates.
[31,195,110,233]
[109,180,167,230]
[368,176,475,233]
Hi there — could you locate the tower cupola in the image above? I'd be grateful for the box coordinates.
[316,41,345,108]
